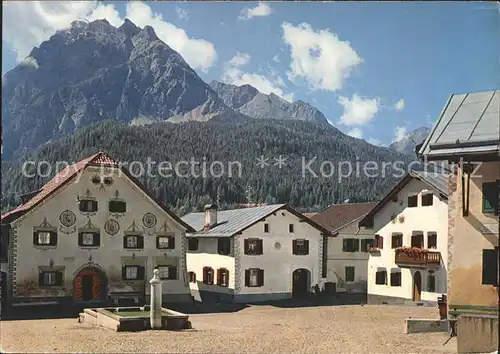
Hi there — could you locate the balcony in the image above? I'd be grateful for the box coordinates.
[395,247,441,267]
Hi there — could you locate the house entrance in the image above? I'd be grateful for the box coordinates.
[0,272,7,315]
[292,268,310,298]
[413,271,422,302]
[73,267,107,301]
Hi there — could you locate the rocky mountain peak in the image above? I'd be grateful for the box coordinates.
[119,18,140,37]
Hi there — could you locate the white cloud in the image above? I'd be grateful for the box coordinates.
[222,52,294,102]
[125,2,216,72]
[347,128,363,139]
[282,22,362,92]
[175,6,189,20]
[273,54,280,63]
[2,1,217,72]
[367,138,383,146]
[394,98,405,111]
[338,94,380,126]
[238,3,273,20]
[394,126,408,142]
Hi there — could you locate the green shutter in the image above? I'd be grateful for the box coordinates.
[482,182,498,214]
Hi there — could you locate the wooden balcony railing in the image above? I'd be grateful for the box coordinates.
[395,247,441,266]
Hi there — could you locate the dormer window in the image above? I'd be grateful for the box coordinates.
[109,200,126,213]
[79,199,98,212]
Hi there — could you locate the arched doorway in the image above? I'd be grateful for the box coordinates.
[0,272,7,316]
[413,271,422,302]
[292,268,310,298]
[73,266,107,301]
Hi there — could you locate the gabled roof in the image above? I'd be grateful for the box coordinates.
[358,170,450,227]
[1,152,195,232]
[419,90,499,160]
[181,204,332,237]
[310,202,377,234]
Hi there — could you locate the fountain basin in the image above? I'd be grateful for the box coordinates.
[79,305,191,331]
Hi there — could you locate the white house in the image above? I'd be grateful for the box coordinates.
[0,151,195,314]
[181,204,332,303]
[310,202,376,295]
[358,170,450,305]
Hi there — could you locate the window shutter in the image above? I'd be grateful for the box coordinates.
[244,239,249,255]
[292,239,297,255]
[354,239,359,252]
[378,236,384,249]
[258,269,264,286]
[225,270,230,286]
[156,237,160,249]
[92,200,98,212]
[169,236,175,250]
[50,231,58,246]
[55,271,63,286]
[169,266,177,280]
[138,266,145,280]
[33,231,38,245]
[245,269,250,286]
[122,266,127,280]
[304,240,309,255]
[39,272,44,286]
[342,239,348,251]
[123,236,128,249]
[137,236,144,249]
[78,233,84,246]
[94,232,101,246]
[258,239,263,255]
[482,249,499,285]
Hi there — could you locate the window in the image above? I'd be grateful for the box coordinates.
[203,267,214,285]
[411,231,424,248]
[217,268,229,287]
[123,235,144,249]
[391,233,403,249]
[157,265,177,280]
[345,266,355,282]
[422,193,434,206]
[289,224,294,233]
[390,271,401,287]
[293,239,309,255]
[482,182,499,214]
[374,235,384,249]
[427,271,436,292]
[188,238,199,251]
[264,223,269,233]
[79,199,98,212]
[342,238,359,252]
[188,271,196,283]
[78,231,100,247]
[244,239,263,255]
[156,235,175,249]
[361,239,375,252]
[33,230,57,246]
[217,238,231,255]
[481,247,499,285]
[427,232,437,249]
[375,270,387,285]
[245,268,263,287]
[421,194,433,206]
[39,271,63,287]
[109,200,126,213]
[122,265,145,280]
[407,195,418,208]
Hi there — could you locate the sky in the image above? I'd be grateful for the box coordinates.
[2,1,499,146]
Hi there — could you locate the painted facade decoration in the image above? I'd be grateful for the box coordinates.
[0,151,195,312]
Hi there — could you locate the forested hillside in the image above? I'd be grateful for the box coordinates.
[1,119,414,215]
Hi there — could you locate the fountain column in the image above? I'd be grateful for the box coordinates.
[149,268,163,329]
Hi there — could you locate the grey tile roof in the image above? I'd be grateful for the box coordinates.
[181,204,286,237]
[410,170,449,197]
[420,90,500,158]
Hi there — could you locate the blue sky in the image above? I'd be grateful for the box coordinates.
[2,1,499,146]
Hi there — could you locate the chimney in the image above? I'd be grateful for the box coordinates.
[204,204,218,229]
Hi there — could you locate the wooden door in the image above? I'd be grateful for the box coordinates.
[413,271,422,301]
